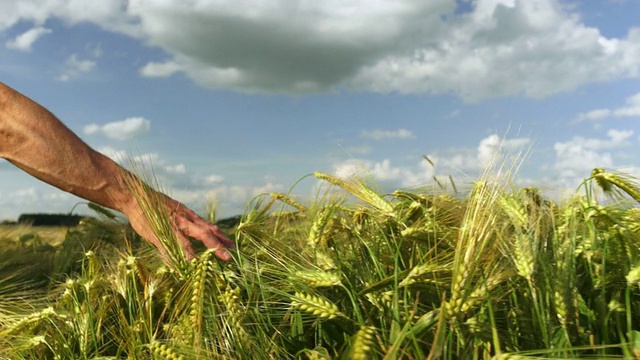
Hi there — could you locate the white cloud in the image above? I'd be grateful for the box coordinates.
[9,187,40,205]
[5,26,51,51]
[613,93,640,117]
[204,174,225,184]
[347,1,640,101]
[0,0,139,36]
[553,129,634,185]
[84,117,151,141]
[332,133,531,190]
[165,163,186,175]
[139,61,182,78]
[608,129,634,143]
[575,109,612,122]
[2,0,639,100]
[576,92,640,122]
[361,128,415,140]
[57,54,96,82]
[333,158,435,188]
[97,146,128,161]
[478,134,531,168]
[169,181,284,215]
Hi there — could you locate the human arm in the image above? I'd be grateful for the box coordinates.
[0,82,234,261]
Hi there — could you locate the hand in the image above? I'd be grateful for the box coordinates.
[123,194,235,262]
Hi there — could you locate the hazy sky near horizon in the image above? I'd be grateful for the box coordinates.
[1,0,639,220]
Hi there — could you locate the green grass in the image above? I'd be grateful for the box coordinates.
[1,165,640,359]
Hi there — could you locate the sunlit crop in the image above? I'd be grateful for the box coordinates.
[1,162,639,359]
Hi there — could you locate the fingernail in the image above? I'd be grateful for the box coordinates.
[219,250,232,261]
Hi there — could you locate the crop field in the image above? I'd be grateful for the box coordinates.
[1,165,640,359]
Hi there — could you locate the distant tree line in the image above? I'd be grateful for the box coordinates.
[17,213,88,227]
[7,213,243,228]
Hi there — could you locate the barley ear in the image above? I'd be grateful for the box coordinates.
[349,325,376,360]
[593,168,640,203]
[291,292,344,320]
[314,172,393,215]
[149,341,185,360]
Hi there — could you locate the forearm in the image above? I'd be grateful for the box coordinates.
[0,82,135,213]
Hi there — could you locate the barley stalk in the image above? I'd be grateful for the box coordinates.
[350,325,376,360]
[313,250,337,271]
[365,290,401,310]
[553,227,577,333]
[459,270,508,315]
[307,207,335,249]
[626,264,640,288]
[392,190,424,202]
[291,270,342,288]
[217,285,249,346]
[166,317,192,347]
[149,341,185,360]
[464,316,484,335]
[188,249,215,346]
[491,354,533,360]
[351,207,369,230]
[314,172,393,215]
[291,292,344,319]
[87,202,117,219]
[270,192,307,212]
[511,234,535,281]
[121,165,188,271]
[0,307,63,336]
[83,250,100,278]
[497,194,528,228]
[448,179,505,322]
[592,168,640,203]
[399,263,444,287]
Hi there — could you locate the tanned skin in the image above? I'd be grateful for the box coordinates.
[0,82,234,261]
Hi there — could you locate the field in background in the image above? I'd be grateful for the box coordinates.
[0,224,68,247]
[0,163,640,359]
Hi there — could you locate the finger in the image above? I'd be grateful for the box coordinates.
[209,224,236,249]
[176,231,197,261]
[175,216,232,261]
[178,214,234,249]
[215,248,232,262]
[188,225,233,261]
[190,227,233,261]
[173,209,234,261]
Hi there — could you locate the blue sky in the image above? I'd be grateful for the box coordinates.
[1,0,639,220]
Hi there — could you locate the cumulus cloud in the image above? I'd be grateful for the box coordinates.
[204,174,225,184]
[58,54,96,82]
[576,92,640,122]
[0,0,138,36]
[168,180,284,217]
[553,129,634,185]
[1,0,639,100]
[97,146,128,161]
[361,128,415,140]
[332,133,530,189]
[84,117,151,141]
[575,109,612,122]
[165,163,186,175]
[139,60,181,78]
[477,134,531,168]
[5,26,51,51]
[333,158,435,188]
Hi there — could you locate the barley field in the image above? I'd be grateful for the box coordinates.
[1,165,639,359]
